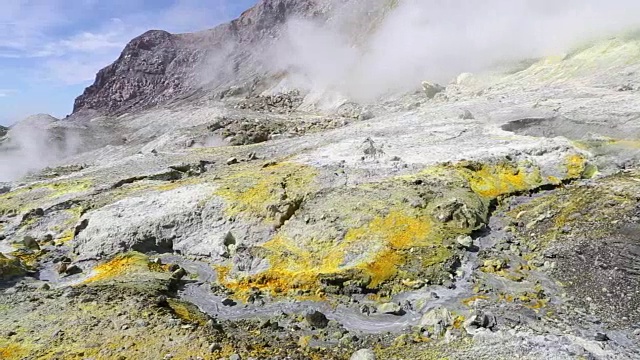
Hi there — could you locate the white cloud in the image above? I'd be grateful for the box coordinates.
[0,89,17,97]
[0,0,248,85]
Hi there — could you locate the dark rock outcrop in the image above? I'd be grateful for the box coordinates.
[72,0,327,116]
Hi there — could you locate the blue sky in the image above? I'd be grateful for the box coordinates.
[0,0,257,126]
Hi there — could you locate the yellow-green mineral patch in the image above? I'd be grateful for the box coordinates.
[216,157,591,299]
[0,178,93,216]
[84,252,167,284]
[215,161,318,221]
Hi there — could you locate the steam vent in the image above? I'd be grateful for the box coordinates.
[1,1,640,359]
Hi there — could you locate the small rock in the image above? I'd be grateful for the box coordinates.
[459,109,474,120]
[377,302,405,316]
[463,311,497,335]
[594,332,609,341]
[420,307,453,328]
[156,295,168,307]
[171,267,186,280]
[40,283,51,291]
[350,348,376,360]
[229,354,241,360]
[226,157,238,165]
[304,309,329,329]
[340,334,358,346]
[56,263,68,274]
[168,263,180,272]
[421,81,445,99]
[221,298,237,307]
[64,264,82,276]
[456,235,473,249]
[134,320,149,328]
[166,318,181,327]
[360,304,372,315]
[208,343,222,353]
[23,236,40,250]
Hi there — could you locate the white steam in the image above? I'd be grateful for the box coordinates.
[270,0,640,102]
[0,115,81,182]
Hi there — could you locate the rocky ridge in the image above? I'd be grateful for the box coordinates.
[71,0,333,116]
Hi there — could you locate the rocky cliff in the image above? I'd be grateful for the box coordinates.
[72,0,327,115]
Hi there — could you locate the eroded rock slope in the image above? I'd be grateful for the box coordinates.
[2,2,640,360]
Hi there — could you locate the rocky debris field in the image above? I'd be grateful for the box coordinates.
[3,2,640,359]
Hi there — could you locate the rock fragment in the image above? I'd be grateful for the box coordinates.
[463,311,497,335]
[222,298,237,307]
[420,307,453,336]
[456,235,473,249]
[377,302,405,316]
[304,309,329,329]
[422,81,445,99]
[350,348,376,360]
[23,236,40,250]
[459,109,475,120]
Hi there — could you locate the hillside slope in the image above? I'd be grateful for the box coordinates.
[1,2,640,359]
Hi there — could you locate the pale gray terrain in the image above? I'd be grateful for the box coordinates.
[1,1,640,359]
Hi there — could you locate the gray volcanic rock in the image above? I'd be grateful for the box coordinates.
[73,30,187,114]
[72,0,329,116]
[0,125,7,138]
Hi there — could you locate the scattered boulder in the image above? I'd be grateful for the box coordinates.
[208,343,222,353]
[421,81,445,99]
[459,109,475,120]
[171,267,186,281]
[0,253,26,279]
[23,236,40,250]
[236,91,302,113]
[64,264,83,276]
[377,302,405,316]
[350,348,376,360]
[56,262,68,275]
[21,208,44,224]
[222,298,237,307]
[337,102,373,120]
[463,311,497,335]
[226,157,239,165]
[456,235,473,249]
[420,307,453,336]
[304,309,329,329]
[433,197,485,230]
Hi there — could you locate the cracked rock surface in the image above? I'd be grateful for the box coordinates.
[2,1,640,359]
